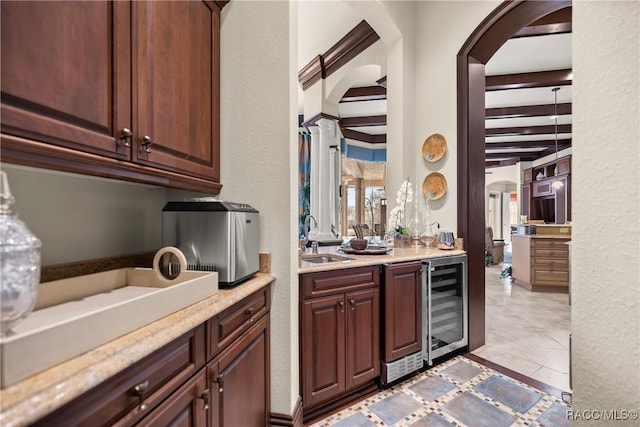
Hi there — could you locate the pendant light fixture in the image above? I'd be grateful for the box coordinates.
[551,87,564,189]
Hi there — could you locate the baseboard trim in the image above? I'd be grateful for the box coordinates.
[269,396,303,427]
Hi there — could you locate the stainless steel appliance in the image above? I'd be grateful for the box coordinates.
[422,255,467,365]
[162,200,259,287]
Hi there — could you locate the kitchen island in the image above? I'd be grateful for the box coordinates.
[0,272,275,427]
[512,234,570,292]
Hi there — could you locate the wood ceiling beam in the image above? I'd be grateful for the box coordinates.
[486,103,571,119]
[341,128,386,144]
[486,124,571,136]
[513,7,572,38]
[486,69,572,91]
[340,86,387,102]
[485,151,541,160]
[486,159,519,168]
[340,115,386,127]
[485,138,572,149]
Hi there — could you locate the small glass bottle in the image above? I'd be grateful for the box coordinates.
[0,171,41,335]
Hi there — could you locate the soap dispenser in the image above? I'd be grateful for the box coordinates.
[0,171,41,335]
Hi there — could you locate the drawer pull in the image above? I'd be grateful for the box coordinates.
[245,307,255,322]
[214,374,224,393]
[199,388,210,410]
[132,380,150,411]
[338,301,344,312]
[350,299,355,310]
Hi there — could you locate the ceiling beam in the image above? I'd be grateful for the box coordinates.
[341,128,386,144]
[485,151,541,160]
[486,159,519,168]
[340,86,387,103]
[513,7,572,38]
[485,138,572,149]
[486,103,571,119]
[340,115,386,127]
[486,124,571,136]
[486,69,572,91]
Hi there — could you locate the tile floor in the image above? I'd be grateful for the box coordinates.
[309,356,570,427]
[472,264,571,392]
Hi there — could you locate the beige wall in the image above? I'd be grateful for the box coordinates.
[220,1,299,415]
[572,1,639,422]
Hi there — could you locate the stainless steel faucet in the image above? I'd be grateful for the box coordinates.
[303,214,317,240]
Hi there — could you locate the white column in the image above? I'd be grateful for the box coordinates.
[308,126,320,228]
[308,117,338,241]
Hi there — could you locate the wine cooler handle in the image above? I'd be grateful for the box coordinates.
[427,261,433,366]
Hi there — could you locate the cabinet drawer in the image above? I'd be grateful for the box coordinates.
[533,239,569,249]
[208,287,270,360]
[532,248,568,259]
[33,325,206,427]
[300,265,380,299]
[533,258,569,272]
[533,270,569,284]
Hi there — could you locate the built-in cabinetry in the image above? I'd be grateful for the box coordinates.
[521,156,571,224]
[32,287,270,427]
[0,1,224,193]
[512,235,570,292]
[381,262,423,384]
[299,266,380,422]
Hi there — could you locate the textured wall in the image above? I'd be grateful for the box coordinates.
[572,1,640,423]
[219,1,298,415]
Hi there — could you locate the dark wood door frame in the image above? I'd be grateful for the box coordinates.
[456,0,571,350]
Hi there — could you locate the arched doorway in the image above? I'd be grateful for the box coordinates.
[457,0,571,350]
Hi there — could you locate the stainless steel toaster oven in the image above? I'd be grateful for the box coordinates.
[162,200,259,287]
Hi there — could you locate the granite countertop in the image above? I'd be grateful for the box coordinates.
[0,273,276,427]
[299,245,466,274]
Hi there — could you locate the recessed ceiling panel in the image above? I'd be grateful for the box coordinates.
[486,33,572,75]
[486,86,573,108]
[339,99,387,117]
[486,114,572,128]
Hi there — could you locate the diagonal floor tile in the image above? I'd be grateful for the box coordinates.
[443,392,517,427]
[473,374,542,413]
[408,375,456,401]
[440,360,483,383]
[369,392,422,425]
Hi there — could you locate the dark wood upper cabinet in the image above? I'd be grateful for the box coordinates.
[133,1,220,182]
[0,1,131,159]
[1,1,223,194]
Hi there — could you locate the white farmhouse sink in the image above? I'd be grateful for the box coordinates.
[0,268,218,388]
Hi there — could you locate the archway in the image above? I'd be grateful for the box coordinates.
[457,0,571,350]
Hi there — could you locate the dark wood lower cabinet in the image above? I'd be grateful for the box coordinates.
[299,266,380,421]
[136,369,208,427]
[32,287,271,427]
[382,262,422,362]
[209,315,269,427]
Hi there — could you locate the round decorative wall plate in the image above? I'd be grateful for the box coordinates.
[423,172,448,200]
[422,133,447,162]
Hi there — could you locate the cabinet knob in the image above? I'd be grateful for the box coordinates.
[350,299,355,310]
[338,301,344,312]
[119,127,132,147]
[142,135,153,153]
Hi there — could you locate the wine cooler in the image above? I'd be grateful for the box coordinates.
[422,254,468,365]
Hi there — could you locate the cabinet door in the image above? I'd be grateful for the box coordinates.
[345,288,380,389]
[136,369,208,427]
[1,1,131,159]
[133,1,220,181]
[301,295,345,407]
[209,315,269,427]
[383,263,422,362]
